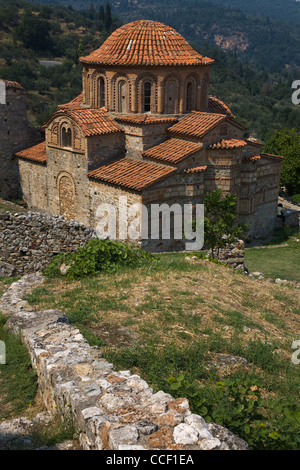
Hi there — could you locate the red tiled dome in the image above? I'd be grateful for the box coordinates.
[80,20,214,67]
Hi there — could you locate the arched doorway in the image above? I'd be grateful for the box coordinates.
[58,173,76,221]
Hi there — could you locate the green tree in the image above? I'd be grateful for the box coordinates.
[104,2,112,31]
[264,128,300,195]
[99,5,105,22]
[203,189,247,258]
[15,10,51,51]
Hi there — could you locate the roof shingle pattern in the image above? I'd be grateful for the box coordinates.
[142,138,202,165]
[183,165,207,174]
[168,111,226,138]
[0,79,24,90]
[80,20,214,67]
[208,139,247,150]
[49,107,122,136]
[88,157,176,191]
[208,96,235,118]
[59,92,83,110]
[115,115,178,125]
[15,141,46,163]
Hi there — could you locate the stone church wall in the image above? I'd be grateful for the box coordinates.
[18,159,48,211]
[46,147,91,226]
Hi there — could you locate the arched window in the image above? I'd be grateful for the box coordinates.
[61,126,72,148]
[144,82,151,112]
[97,77,105,107]
[118,80,126,113]
[165,79,178,114]
[186,82,194,112]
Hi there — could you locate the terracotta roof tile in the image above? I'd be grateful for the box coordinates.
[208,139,247,150]
[88,157,176,191]
[183,165,207,174]
[59,92,83,110]
[261,152,284,160]
[115,115,178,125]
[15,141,46,163]
[246,138,263,147]
[46,107,122,137]
[80,20,214,67]
[142,138,202,165]
[243,155,262,162]
[0,79,24,90]
[208,96,235,118]
[168,112,226,139]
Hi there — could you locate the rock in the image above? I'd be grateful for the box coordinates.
[109,425,139,450]
[0,261,16,277]
[198,438,221,450]
[173,423,199,445]
[207,423,248,450]
[184,414,213,439]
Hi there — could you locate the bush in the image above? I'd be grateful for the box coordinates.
[291,194,300,205]
[43,238,155,279]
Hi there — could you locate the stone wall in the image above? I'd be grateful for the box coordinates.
[1,274,248,451]
[207,239,245,270]
[0,80,43,199]
[0,212,96,276]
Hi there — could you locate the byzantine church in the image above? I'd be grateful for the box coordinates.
[1,20,283,249]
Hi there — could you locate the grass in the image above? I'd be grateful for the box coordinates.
[21,247,300,449]
[0,314,38,421]
[245,226,300,281]
[1,227,299,449]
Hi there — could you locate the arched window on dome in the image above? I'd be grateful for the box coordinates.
[186,81,195,112]
[118,80,127,113]
[144,82,152,112]
[61,126,72,148]
[97,77,105,108]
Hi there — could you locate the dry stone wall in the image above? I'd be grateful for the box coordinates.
[0,212,97,276]
[1,274,248,451]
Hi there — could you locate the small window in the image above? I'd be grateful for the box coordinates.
[62,127,72,148]
[144,82,151,112]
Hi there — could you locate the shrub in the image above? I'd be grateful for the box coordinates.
[43,238,155,279]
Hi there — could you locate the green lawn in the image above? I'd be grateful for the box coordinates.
[245,227,300,282]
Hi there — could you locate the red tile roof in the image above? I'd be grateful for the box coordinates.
[80,20,214,67]
[46,107,122,136]
[261,152,284,160]
[246,138,263,147]
[243,155,262,162]
[115,115,178,125]
[208,97,235,118]
[88,157,176,191]
[168,111,226,139]
[208,139,247,150]
[183,165,207,174]
[0,79,24,91]
[142,138,202,165]
[15,141,46,164]
[59,92,83,110]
